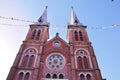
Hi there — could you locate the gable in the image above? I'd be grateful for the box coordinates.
[43,35,70,55]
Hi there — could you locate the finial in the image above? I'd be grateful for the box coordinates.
[56,32,59,36]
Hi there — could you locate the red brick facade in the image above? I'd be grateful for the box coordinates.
[7,8,103,80]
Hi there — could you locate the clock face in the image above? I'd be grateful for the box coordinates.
[46,53,66,70]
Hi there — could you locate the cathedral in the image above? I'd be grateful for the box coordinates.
[7,7,103,80]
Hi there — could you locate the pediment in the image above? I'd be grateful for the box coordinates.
[45,35,69,47]
[43,35,70,54]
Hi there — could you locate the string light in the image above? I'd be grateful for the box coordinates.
[0,23,28,27]
[0,16,119,30]
[0,16,36,23]
[0,23,119,30]
[112,24,120,27]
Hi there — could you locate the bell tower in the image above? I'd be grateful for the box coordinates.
[67,7,102,80]
[67,7,89,43]
[6,6,50,80]
[25,6,49,43]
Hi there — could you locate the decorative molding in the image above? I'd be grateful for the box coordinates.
[74,48,93,69]
[23,47,38,54]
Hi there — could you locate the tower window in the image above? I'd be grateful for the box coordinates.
[53,74,57,78]
[83,56,89,69]
[86,74,91,80]
[28,55,34,67]
[79,31,83,41]
[31,30,36,40]
[46,73,51,78]
[74,31,78,41]
[18,72,23,80]
[36,30,41,40]
[80,74,85,80]
[24,73,30,80]
[78,56,83,69]
[22,55,29,67]
[59,74,64,79]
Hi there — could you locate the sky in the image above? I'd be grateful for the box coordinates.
[0,0,120,80]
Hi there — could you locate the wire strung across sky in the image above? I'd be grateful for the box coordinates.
[0,16,36,23]
[0,16,119,30]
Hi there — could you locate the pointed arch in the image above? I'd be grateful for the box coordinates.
[86,74,91,80]
[24,73,30,80]
[80,74,85,80]
[18,72,23,80]
[22,55,29,67]
[74,31,78,41]
[59,74,64,79]
[78,56,83,69]
[31,30,36,39]
[83,56,89,69]
[28,55,34,67]
[36,30,41,40]
[74,48,93,69]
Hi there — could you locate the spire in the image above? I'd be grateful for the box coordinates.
[70,7,82,25]
[38,6,48,24]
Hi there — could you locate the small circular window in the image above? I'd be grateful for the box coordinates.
[53,41,60,46]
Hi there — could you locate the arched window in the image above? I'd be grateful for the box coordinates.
[86,74,91,80]
[78,56,83,69]
[59,74,64,79]
[83,56,89,69]
[79,31,83,41]
[28,55,34,67]
[31,30,36,40]
[23,55,29,67]
[75,31,78,41]
[24,73,30,80]
[53,74,57,79]
[18,72,23,80]
[46,73,51,78]
[80,74,85,80]
[36,30,41,40]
